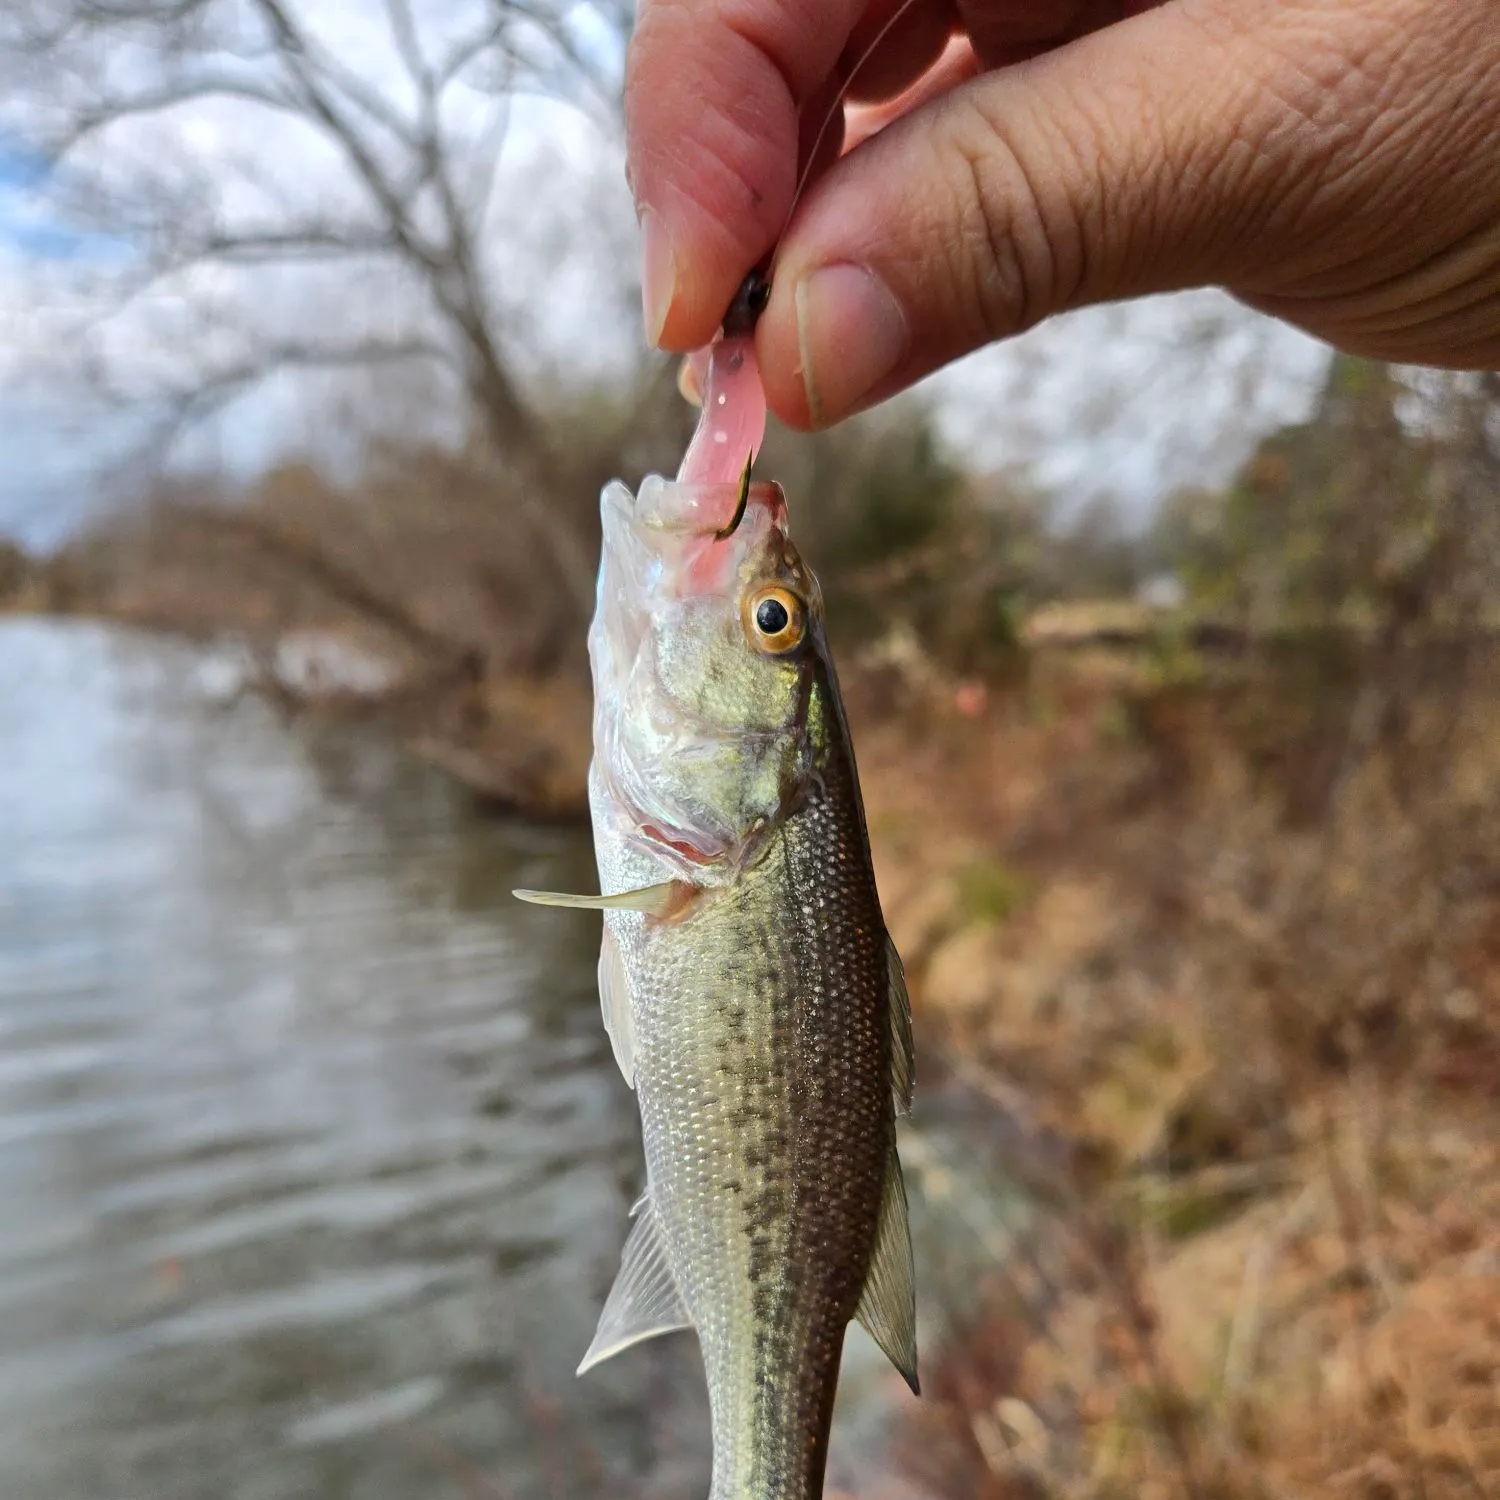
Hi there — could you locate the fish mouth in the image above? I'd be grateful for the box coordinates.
[590,473,788,679]
[587,475,791,876]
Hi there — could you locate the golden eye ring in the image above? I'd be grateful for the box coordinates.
[745,586,807,656]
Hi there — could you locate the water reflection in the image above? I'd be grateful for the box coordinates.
[0,620,710,1500]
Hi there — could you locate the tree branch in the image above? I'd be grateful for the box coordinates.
[247,0,448,276]
[198,224,403,262]
[6,0,618,619]
[49,73,300,156]
[127,336,459,448]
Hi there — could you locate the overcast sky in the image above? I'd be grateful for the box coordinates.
[0,1,1333,549]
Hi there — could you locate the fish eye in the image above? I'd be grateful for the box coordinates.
[756,597,788,634]
[745,586,806,656]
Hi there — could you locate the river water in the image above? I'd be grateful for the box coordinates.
[0,620,1023,1500]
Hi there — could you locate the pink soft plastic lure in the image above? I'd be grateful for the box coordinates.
[675,273,771,489]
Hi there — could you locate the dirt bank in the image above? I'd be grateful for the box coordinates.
[847,649,1500,1500]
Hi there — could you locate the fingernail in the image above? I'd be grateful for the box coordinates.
[639,207,677,347]
[677,356,703,407]
[793,263,908,425]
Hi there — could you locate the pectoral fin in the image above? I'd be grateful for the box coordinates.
[854,1145,919,1395]
[513,880,690,917]
[576,1194,692,1376]
[887,934,914,1116]
[597,926,636,1088]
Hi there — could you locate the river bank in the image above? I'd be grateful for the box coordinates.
[854,648,1500,1500]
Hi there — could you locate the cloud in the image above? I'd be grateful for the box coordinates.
[927,292,1332,518]
[0,151,77,257]
[0,138,147,542]
[0,140,130,261]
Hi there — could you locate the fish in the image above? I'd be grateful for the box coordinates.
[515,404,919,1499]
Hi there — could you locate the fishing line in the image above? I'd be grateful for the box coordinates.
[728,0,934,326]
[780,0,932,250]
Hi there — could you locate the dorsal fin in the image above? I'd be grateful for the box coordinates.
[854,1144,919,1394]
[577,1194,692,1376]
[886,934,914,1116]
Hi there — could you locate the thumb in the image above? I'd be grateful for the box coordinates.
[756,0,1500,428]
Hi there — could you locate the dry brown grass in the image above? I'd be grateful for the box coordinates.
[849,637,1500,1500]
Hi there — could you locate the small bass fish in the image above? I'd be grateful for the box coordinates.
[516,458,919,1500]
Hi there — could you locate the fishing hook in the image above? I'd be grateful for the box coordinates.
[714,448,756,539]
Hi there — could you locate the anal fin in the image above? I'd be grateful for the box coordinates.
[854,1144,919,1395]
[577,1194,692,1376]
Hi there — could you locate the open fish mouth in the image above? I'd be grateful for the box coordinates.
[587,474,796,875]
[589,472,790,716]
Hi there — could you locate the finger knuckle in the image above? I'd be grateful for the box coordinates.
[939,98,1081,342]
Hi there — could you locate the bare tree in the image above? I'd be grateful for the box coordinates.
[1,0,633,615]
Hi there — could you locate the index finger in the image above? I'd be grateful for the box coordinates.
[624,0,869,352]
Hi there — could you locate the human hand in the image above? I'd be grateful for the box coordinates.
[624,0,1500,430]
